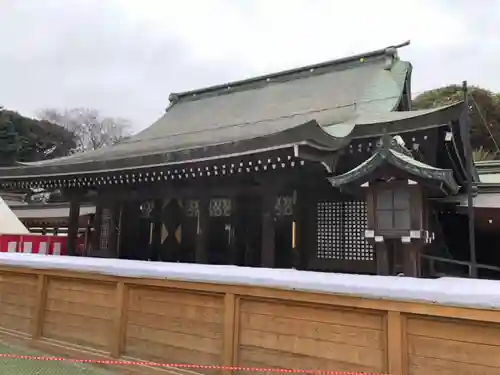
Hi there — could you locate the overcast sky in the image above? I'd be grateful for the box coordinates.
[1,0,499,131]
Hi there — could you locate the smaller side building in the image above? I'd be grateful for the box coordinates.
[10,203,95,235]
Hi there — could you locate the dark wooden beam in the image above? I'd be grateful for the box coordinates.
[95,168,305,204]
[403,243,420,277]
[228,197,238,265]
[195,195,209,264]
[91,204,103,254]
[150,198,163,261]
[66,196,81,256]
[375,243,390,275]
[261,189,276,268]
[294,186,309,270]
[107,202,121,258]
[97,182,265,202]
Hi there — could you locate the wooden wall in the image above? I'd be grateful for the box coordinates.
[0,265,500,375]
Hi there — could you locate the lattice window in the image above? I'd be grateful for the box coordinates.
[343,201,374,261]
[209,198,232,217]
[375,188,411,230]
[99,208,111,250]
[316,201,343,259]
[316,200,374,261]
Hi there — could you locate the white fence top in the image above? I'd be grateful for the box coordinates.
[0,252,498,310]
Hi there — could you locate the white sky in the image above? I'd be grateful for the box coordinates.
[1,0,499,130]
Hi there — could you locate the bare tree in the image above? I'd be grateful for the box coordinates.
[38,108,131,153]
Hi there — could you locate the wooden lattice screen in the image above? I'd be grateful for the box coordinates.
[316,200,374,261]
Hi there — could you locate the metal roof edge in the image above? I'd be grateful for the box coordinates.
[169,41,411,101]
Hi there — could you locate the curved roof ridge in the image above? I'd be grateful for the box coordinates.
[169,41,411,102]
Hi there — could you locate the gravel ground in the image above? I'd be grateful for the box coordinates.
[0,340,121,375]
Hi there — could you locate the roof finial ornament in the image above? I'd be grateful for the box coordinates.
[376,129,413,157]
[383,40,410,69]
[168,93,179,104]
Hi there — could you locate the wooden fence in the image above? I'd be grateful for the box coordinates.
[0,264,500,375]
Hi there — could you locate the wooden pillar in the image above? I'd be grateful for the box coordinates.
[66,195,81,256]
[376,242,390,275]
[195,196,209,263]
[150,198,163,261]
[31,274,47,339]
[294,187,309,270]
[107,202,121,258]
[386,311,406,375]
[228,197,238,265]
[403,243,420,277]
[242,194,258,267]
[111,282,128,358]
[261,190,276,268]
[222,293,238,375]
[91,204,103,254]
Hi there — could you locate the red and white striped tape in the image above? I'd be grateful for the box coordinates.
[0,353,389,375]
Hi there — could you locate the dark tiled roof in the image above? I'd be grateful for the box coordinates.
[2,43,412,178]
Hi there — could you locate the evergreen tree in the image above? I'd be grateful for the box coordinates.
[0,115,19,166]
[0,108,77,163]
[413,85,500,159]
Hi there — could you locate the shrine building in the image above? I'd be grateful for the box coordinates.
[0,43,481,277]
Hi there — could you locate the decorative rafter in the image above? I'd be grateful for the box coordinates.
[1,155,306,190]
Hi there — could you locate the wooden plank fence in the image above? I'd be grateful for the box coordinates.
[0,263,499,375]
